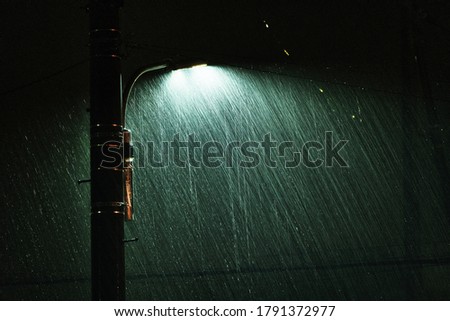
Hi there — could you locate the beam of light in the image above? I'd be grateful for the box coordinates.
[161,66,232,114]
[169,68,189,88]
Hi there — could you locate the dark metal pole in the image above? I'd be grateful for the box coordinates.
[89,0,125,300]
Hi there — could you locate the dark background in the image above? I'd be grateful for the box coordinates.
[0,0,449,300]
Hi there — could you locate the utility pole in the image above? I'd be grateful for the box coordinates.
[89,0,125,300]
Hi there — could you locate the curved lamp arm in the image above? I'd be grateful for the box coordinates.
[122,62,170,124]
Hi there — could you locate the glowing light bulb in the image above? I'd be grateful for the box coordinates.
[190,64,208,69]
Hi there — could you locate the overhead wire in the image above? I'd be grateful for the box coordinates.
[0,59,88,97]
[1,254,449,288]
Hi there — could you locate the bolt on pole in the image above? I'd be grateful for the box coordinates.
[89,0,125,300]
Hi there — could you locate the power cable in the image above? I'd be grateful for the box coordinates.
[0,59,88,97]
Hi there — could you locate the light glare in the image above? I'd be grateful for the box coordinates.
[191,64,208,69]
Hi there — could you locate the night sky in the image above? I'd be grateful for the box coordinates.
[1,0,449,300]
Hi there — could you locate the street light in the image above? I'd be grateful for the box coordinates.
[121,60,208,222]
[122,60,208,122]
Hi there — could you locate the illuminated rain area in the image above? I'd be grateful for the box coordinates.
[1,63,448,300]
[1,0,450,306]
[122,65,449,300]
